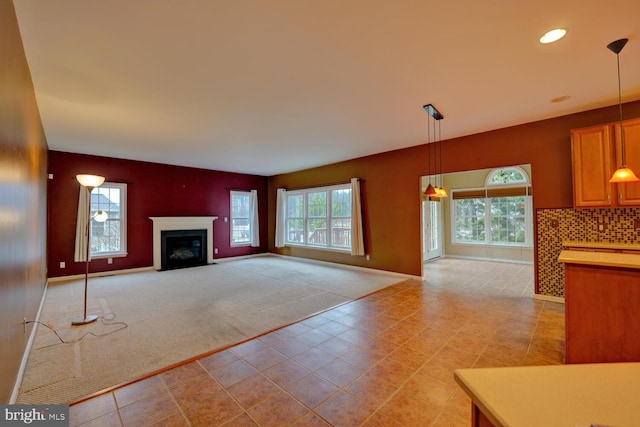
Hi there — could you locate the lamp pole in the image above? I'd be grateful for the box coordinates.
[72,174,106,325]
[72,186,99,325]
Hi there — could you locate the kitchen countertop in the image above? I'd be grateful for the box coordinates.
[558,250,640,269]
[454,363,640,427]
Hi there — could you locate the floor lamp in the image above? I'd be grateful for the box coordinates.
[72,174,108,326]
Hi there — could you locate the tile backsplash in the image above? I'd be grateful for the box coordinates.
[536,207,640,297]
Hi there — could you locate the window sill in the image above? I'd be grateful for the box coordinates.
[451,242,532,249]
[91,252,127,259]
[284,244,351,254]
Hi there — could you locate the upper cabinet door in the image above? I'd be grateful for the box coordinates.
[615,118,640,206]
[571,124,615,208]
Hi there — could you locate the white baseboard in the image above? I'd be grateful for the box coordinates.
[270,253,420,281]
[47,266,155,284]
[10,281,49,404]
[441,254,533,265]
[210,253,270,263]
[532,293,565,304]
[48,252,421,284]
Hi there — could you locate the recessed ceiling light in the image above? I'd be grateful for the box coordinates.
[550,95,571,103]
[540,28,567,44]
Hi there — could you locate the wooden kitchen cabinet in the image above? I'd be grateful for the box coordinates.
[571,118,640,207]
[564,262,640,364]
[615,117,640,205]
[559,247,640,364]
[571,124,614,207]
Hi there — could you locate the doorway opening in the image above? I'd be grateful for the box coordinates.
[421,164,535,281]
[422,198,443,263]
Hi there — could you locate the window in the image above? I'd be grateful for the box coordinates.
[230,191,251,246]
[285,183,352,251]
[486,167,528,185]
[452,167,532,246]
[90,182,127,257]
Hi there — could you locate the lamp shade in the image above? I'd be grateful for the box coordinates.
[76,174,105,187]
[93,210,109,222]
[424,184,438,196]
[609,167,640,183]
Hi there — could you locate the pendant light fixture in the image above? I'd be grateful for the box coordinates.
[607,38,639,183]
[424,104,438,197]
[436,119,448,198]
[423,104,447,198]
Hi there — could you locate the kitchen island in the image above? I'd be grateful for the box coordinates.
[454,363,640,427]
[558,241,640,364]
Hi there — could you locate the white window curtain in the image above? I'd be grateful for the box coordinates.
[351,178,365,256]
[275,188,286,248]
[74,187,90,262]
[250,189,260,247]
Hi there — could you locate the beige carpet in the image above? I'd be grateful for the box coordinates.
[17,255,406,404]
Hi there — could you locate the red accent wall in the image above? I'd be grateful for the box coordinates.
[47,151,268,277]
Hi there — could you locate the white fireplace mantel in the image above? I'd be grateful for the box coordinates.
[149,216,218,270]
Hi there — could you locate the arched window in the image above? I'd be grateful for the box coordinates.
[485,166,529,186]
[451,166,532,246]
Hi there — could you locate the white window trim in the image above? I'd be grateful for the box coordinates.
[485,165,529,186]
[285,183,352,252]
[230,190,252,247]
[91,182,127,258]
[451,167,532,248]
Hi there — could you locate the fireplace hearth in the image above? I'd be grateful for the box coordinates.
[161,229,207,270]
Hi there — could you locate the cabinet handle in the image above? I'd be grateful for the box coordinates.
[608,193,611,204]
[620,193,623,204]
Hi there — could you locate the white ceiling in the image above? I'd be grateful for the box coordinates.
[13,0,640,176]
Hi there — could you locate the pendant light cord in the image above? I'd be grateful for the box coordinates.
[616,52,627,168]
[427,113,432,187]
[438,120,443,188]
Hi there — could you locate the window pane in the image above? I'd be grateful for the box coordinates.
[231,194,250,218]
[283,185,352,251]
[331,189,351,248]
[454,198,485,243]
[287,194,304,217]
[287,218,304,243]
[307,218,327,245]
[429,200,439,251]
[489,197,526,244]
[331,189,351,216]
[231,193,251,244]
[307,191,326,217]
[286,193,304,244]
[331,218,351,248]
[91,186,123,254]
[489,168,526,184]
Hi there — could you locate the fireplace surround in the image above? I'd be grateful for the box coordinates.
[150,216,218,270]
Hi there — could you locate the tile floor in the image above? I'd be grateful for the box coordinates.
[68,259,565,426]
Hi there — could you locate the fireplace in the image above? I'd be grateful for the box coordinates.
[149,216,218,270]
[161,229,207,270]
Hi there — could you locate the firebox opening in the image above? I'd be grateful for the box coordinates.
[161,229,208,271]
